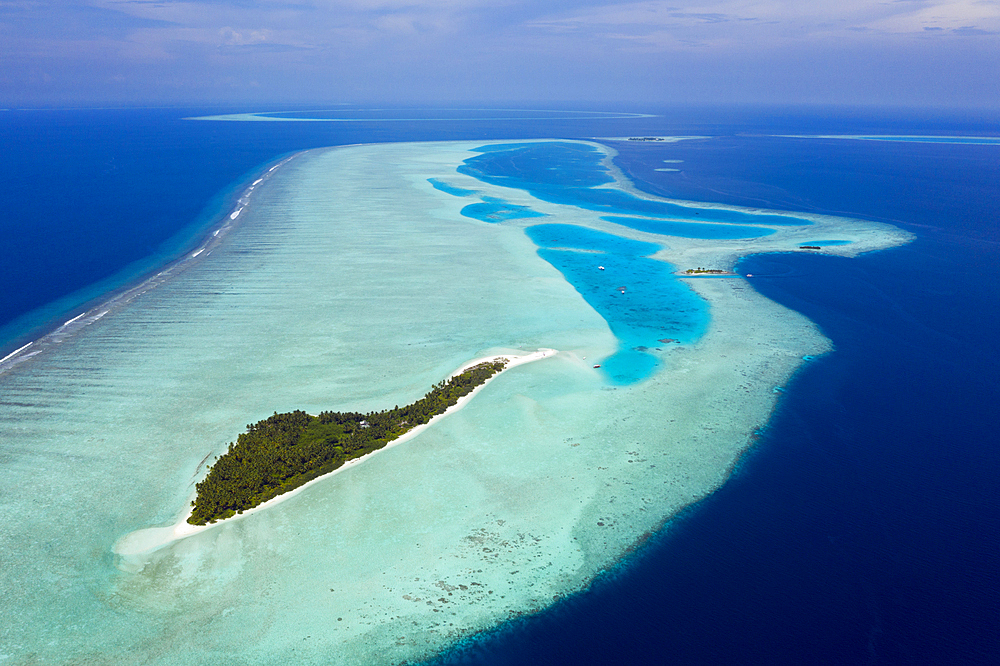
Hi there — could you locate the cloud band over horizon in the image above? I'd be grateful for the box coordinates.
[1,0,998,107]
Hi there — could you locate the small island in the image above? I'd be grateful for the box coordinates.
[189,359,508,525]
[682,267,735,275]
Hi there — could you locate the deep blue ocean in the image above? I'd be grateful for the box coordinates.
[2,107,998,664]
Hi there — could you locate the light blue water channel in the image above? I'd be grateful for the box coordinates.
[525,224,708,385]
[452,141,787,384]
[460,197,548,223]
[800,239,851,246]
[457,142,812,226]
[600,215,776,239]
[428,178,476,197]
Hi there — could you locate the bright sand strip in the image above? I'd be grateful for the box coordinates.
[53,140,911,665]
[114,349,556,556]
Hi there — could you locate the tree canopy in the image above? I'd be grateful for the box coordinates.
[188,359,507,525]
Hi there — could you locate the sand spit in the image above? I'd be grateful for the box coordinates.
[114,349,556,558]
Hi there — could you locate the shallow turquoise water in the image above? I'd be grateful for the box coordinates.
[0,143,629,665]
[458,142,812,226]
[800,239,851,246]
[601,215,776,239]
[453,141,807,379]
[428,178,476,197]
[526,224,707,384]
[460,197,548,223]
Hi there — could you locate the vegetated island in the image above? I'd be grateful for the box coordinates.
[682,267,736,275]
[189,359,510,525]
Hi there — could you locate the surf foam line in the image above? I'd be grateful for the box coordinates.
[0,153,300,377]
[0,342,32,365]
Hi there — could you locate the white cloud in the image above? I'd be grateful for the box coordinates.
[13,0,1000,52]
[3,0,996,105]
[84,0,484,52]
[869,0,1000,33]
[219,26,270,46]
[523,0,1000,49]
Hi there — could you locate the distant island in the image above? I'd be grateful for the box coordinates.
[188,359,508,525]
[682,267,735,275]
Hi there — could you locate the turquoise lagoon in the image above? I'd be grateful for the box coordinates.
[460,197,548,223]
[523,224,705,384]
[427,178,476,197]
[0,140,911,665]
[600,215,776,239]
[799,239,852,246]
[458,142,813,226]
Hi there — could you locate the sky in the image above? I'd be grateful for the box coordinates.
[1,0,998,108]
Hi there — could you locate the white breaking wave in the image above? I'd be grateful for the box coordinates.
[0,341,32,364]
[0,154,298,380]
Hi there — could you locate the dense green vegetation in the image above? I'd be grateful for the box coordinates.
[684,267,730,274]
[188,359,507,525]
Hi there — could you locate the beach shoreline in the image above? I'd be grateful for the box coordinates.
[113,348,556,558]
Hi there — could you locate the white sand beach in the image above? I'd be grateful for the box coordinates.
[114,349,557,557]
